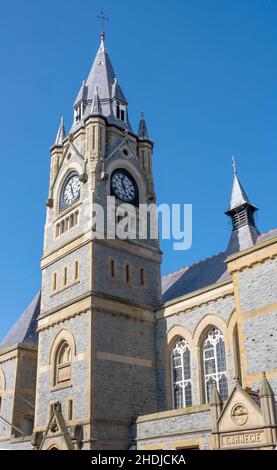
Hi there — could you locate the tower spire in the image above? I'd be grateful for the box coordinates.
[71,26,132,132]
[226,157,260,254]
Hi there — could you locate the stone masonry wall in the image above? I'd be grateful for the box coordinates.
[12,353,37,436]
[41,244,90,313]
[238,258,277,312]
[156,295,235,410]
[93,308,157,447]
[135,410,211,449]
[35,311,90,428]
[0,358,17,439]
[93,242,161,308]
[237,258,277,394]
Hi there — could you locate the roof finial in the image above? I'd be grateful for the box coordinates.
[232,155,237,175]
[101,31,105,46]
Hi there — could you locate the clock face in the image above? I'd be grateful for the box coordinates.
[62,174,80,208]
[111,170,138,204]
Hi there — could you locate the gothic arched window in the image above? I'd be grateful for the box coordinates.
[172,338,192,408]
[55,341,72,386]
[203,327,228,403]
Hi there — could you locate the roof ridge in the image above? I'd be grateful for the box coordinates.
[162,267,188,280]
[162,251,226,281]
[258,228,277,239]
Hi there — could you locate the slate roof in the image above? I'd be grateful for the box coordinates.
[162,252,230,302]
[256,228,277,244]
[0,292,41,350]
[226,223,260,255]
[162,228,277,303]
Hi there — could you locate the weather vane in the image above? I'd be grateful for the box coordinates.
[97,10,109,32]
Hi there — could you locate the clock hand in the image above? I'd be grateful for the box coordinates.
[70,182,74,198]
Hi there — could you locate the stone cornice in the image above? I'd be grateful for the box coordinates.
[226,235,277,263]
[156,279,233,320]
[0,343,37,360]
[226,236,277,274]
[38,290,155,330]
[41,232,162,269]
[136,404,210,424]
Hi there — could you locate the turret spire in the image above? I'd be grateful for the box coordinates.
[91,86,102,115]
[210,381,223,406]
[226,157,260,254]
[138,112,149,139]
[259,372,274,398]
[54,117,66,146]
[228,157,252,211]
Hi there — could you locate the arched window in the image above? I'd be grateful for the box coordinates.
[171,338,192,408]
[203,327,228,403]
[55,341,72,386]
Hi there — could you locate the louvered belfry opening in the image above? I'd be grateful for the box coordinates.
[231,205,256,231]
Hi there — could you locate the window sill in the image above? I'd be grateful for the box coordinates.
[51,279,80,297]
[54,200,82,222]
[51,383,72,392]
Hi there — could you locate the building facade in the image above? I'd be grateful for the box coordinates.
[0,34,276,451]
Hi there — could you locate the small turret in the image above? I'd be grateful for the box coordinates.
[210,381,223,449]
[91,87,102,115]
[259,372,277,446]
[138,112,149,140]
[54,117,66,147]
[226,157,260,254]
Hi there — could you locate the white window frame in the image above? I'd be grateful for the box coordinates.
[171,338,192,409]
[203,327,228,403]
[115,101,127,122]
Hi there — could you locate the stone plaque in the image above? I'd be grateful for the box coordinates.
[231,403,248,426]
[222,431,264,447]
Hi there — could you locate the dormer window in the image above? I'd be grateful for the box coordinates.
[115,102,126,122]
[74,103,85,124]
[121,109,125,121]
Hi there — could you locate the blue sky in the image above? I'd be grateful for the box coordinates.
[0,0,276,339]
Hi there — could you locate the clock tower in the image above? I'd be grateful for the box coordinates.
[34,33,162,450]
